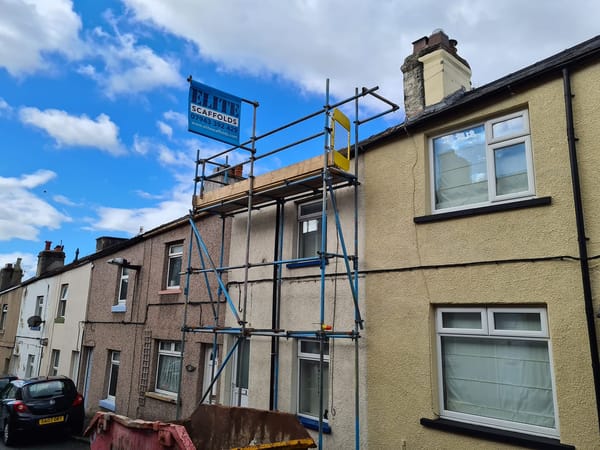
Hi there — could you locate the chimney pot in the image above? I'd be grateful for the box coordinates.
[45,241,52,251]
[402,29,472,119]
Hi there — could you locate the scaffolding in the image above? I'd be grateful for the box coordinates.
[179,80,398,449]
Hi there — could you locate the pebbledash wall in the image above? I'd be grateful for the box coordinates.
[82,214,229,421]
[362,34,600,448]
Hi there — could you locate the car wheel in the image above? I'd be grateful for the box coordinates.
[3,421,16,446]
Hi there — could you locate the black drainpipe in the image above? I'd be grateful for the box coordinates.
[269,201,284,410]
[563,66,600,430]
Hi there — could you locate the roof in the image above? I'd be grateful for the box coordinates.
[361,34,600,149]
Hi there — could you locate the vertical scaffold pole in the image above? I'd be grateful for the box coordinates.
[317,78,331,450]
[353,87,361,450]
[176,219,196,420]
[237,101,259,407]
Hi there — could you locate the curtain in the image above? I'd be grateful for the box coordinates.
[157,354,180,393]
[442,336,555,428]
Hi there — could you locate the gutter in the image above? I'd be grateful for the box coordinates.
[562,66,600,430]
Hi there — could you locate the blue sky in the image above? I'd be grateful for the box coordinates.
[1,0,598,278]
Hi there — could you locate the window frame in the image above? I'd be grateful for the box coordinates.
[117,268,129,304]
[50,349,60,376]
[435,306,559,438]
[155,340,182,397]
[35,296,44,317]
[106,350,120,402]
[297,339,330,423]
[297,200,324,259]
[57,283,68,318]
[430,110,535,213]
[166,243,183,289]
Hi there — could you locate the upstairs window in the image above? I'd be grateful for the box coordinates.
[297,201,323,259]
[166,243,183,289]
[431,110,534,212]
[117,268,129,304]
[35,296,44,317]
[57,284,68,318]
[0,304,7,330]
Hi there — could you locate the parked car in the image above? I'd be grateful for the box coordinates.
[0,376,84,446]
[0,375,17,391]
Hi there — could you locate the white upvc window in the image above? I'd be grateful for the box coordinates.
[0,304,8,330]
[155,341,182,396]
[297,201,323,259]
[436,307,559,438]
[25,354,35,378]
[107,351,120,402]
[117,268,129,304]
[431,110,534,212]
[35,296,44,317]
[50,349,60,376]
[166,244,183,289]
[57,284,68,318]
[297,340,329,422]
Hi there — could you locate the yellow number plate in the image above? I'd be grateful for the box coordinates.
[38,416,65,425]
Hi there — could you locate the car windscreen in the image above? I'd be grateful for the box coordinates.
[24,380,72,399]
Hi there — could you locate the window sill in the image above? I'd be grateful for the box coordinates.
[54,317,65,324]
[298,416,331,434]
[111,304,126,313]
[145,391,177,404]
[414,197,551,224]
[99,399,116,411]
[158,288,182,295]
[286,258,328,269]
[420,418,573,450]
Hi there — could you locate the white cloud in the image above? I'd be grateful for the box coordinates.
[92,188,191,235]
[53,194,77,206]
[0,0,83,76]
[157,120,173,138]
[0,170,71,241]
[19,108,125,155]
[79,17,182,98]
[163,110,187,128]
[123,0,600,111]
[0,98,12,117]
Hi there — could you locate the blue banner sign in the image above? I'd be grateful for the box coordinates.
[188,80,241,145]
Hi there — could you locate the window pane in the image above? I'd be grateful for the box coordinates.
[300,202,321,217]
[168,257,182,287]
[492,115,525,140]
[300,340,329,356]
[442,336,555,428]
[494,312,541,332]
[108,362,119,397]
[434,125,487,209]
[494,142,528,196]
[299,359,329,418]
[236,340,250,389]
[157,355,180,393]
[300,218,321,258]
[442,312,482,329]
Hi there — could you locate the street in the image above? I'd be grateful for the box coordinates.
[0,434,89,450]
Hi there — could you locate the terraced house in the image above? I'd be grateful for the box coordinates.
[362,30,600,449]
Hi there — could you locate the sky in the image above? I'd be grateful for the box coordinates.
[0,0,599,278]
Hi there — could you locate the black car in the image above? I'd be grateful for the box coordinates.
[0,375,17,392]
[0,376,84,446]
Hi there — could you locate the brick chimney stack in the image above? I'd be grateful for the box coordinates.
[36,241,66,276]
[0,258,23,291]
[401,29,471,119]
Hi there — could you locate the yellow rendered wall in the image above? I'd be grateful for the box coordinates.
[363,62,600,449]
